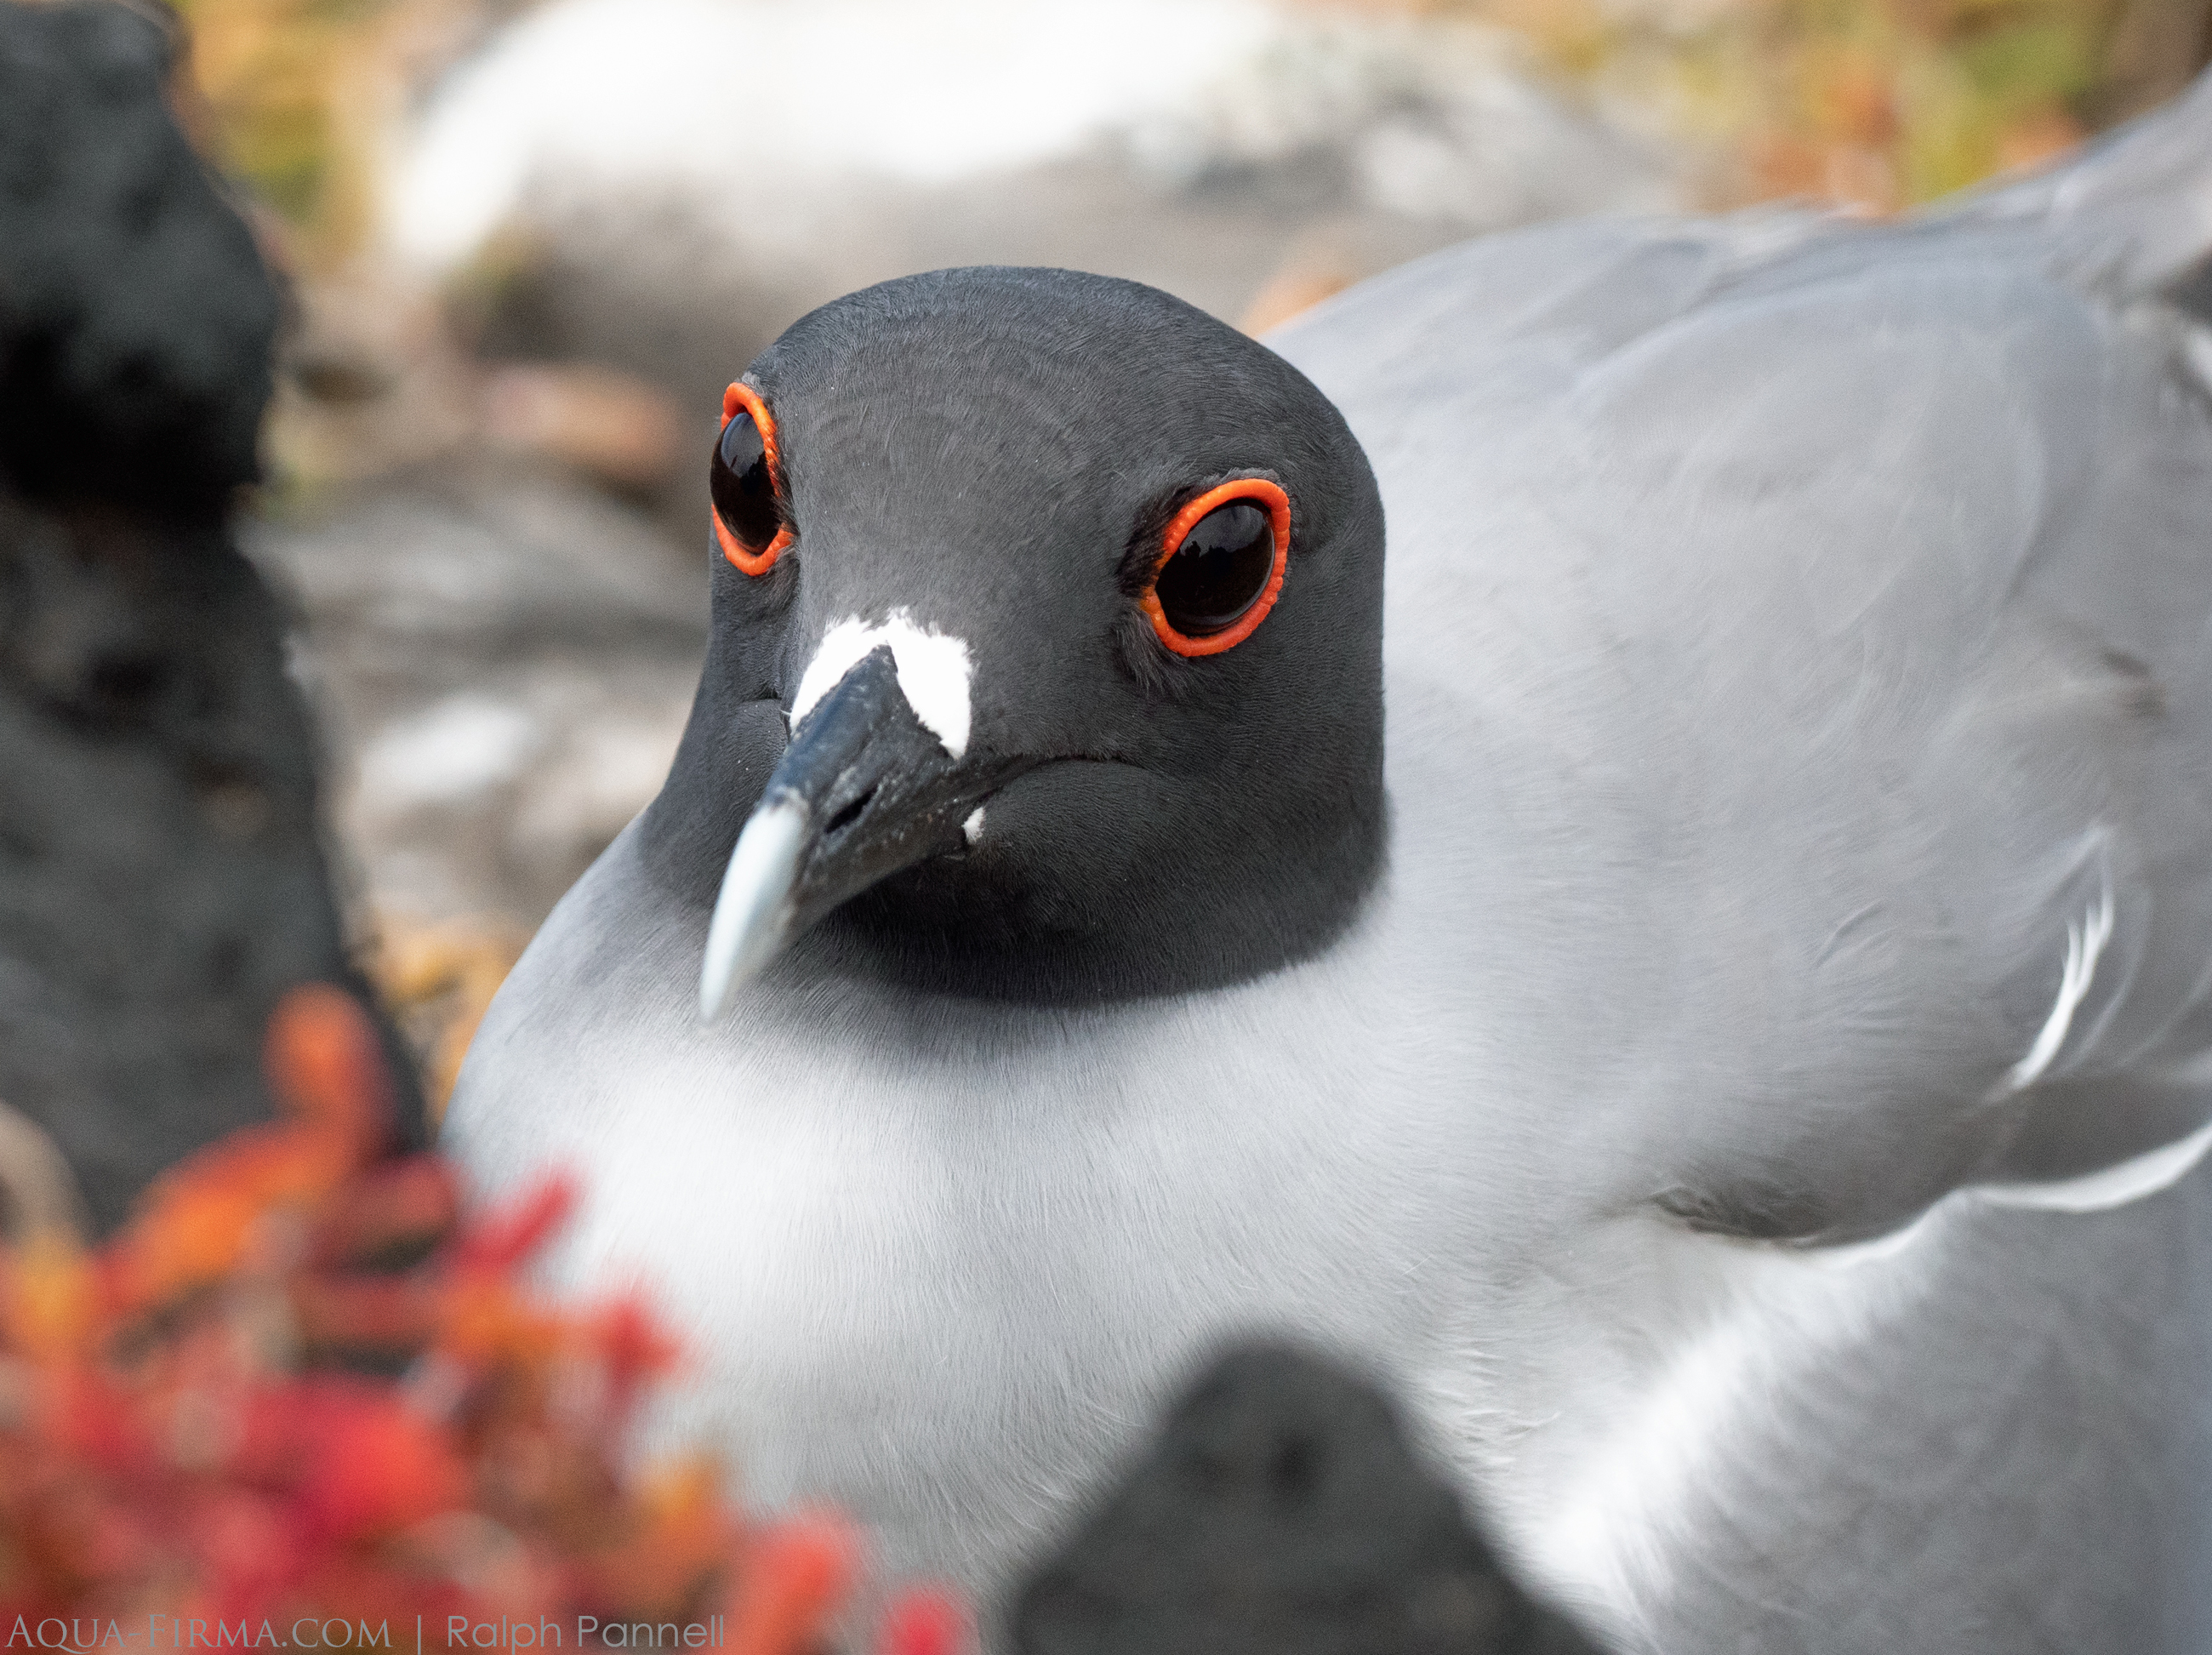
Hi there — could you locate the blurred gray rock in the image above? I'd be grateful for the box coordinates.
[248,463,704,927]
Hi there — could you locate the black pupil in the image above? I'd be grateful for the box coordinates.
[711,409,780,551]
[1155,500,1274,636]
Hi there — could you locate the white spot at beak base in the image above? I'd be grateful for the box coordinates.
[790,610,974,759]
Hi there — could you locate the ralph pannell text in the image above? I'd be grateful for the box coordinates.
[7,1618,728,1652]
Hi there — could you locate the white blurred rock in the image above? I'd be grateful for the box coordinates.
[358,693,544,813]
[510,693,693,868]
[388,0,1679,325]
[391,0,1281,270]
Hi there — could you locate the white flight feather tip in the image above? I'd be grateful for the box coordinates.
[1995,887,2115,1096]
[1976,1115,2212,1214]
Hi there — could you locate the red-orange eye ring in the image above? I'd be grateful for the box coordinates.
[714,380,795,575]
[1140,477,1291,658]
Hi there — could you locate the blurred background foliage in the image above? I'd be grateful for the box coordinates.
[166,0,513,265]
[168,0,2210,262]
[1451,0,2209,208]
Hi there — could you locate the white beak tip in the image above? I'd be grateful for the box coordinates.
[698,795,810,1023]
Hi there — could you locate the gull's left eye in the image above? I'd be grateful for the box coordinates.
[712,382,794,575]
[1141,477,1291,657]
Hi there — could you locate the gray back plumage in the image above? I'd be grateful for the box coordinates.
[1273,71,2212,1233]
[1258,71,2212,1648]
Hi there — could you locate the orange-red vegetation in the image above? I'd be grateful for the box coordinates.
[0,984,960,1655]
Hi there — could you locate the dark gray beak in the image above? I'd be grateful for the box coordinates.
[698,646,1021,1019]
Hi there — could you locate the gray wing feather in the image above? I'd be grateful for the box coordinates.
[1277,112,2212,1221]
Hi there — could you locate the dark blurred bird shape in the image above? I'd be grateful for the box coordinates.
[453,67,2212,1653]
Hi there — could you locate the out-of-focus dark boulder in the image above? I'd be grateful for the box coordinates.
[1012,1344,1609,1655]
[0,0,274,522]
[0,0,422,1234]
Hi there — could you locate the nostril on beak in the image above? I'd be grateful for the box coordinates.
[824,787,875,837]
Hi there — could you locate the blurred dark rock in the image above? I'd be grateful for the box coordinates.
[0,0,423,1233]
[1012,1344,1609,1655]
[0,0,276,522]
